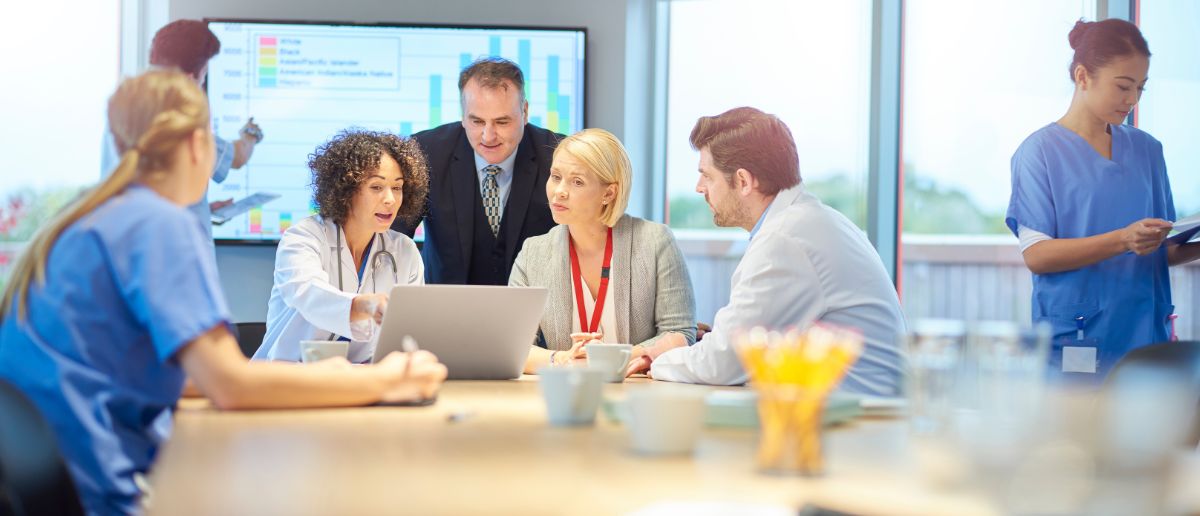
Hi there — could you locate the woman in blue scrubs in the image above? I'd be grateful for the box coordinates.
[0,70,446,516]
[1007,19,1200,380]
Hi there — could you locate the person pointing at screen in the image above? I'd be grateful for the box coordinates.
[101,19,263,245]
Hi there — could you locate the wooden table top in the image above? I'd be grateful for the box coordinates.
[146,377,995,516]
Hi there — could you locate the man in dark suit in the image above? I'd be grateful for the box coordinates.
[393,57,563,285]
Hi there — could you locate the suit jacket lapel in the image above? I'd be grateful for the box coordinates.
[612,216,632,343]
[503,135,539,260]
[450,133,477,264]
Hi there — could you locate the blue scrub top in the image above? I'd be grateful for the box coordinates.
[0,185,231,515]
[1006,122,1175,377]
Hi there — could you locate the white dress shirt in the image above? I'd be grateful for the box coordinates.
[651,185,907,396]
[255,215,424,362]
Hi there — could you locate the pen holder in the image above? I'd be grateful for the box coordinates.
[756,384,827,475]
[736,324,862,477]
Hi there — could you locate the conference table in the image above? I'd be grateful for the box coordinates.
[146,377,995,515]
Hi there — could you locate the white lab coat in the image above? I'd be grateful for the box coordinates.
[255,215,424,362]
[650,185,907,396]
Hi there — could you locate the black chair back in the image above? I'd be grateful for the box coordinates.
[1105,340,1200,446]
[0,379,84,516]
[232,322,267,358]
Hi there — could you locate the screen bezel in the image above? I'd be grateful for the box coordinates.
[203,17,588,245]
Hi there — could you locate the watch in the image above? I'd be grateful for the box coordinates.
[240,123,263,144]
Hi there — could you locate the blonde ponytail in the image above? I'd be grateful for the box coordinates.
[1,70,209,321]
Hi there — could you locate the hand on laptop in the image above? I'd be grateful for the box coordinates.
[352,293,390,325]
[375,350,447,403]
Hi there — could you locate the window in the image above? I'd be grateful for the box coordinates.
[901,0,1096,236]
[1138,0,1200,219]
[663,0,873,232]
[0,2,120,282]
[898,1,1096,324]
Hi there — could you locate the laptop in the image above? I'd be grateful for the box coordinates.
[373,285,548,380]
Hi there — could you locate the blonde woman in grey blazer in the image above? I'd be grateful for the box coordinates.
[510,128,696,374]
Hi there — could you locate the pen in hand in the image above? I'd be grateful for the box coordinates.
[401,335,419,378]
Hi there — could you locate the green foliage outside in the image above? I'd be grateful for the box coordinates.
[0,186,86,290]
[666,168,1008,235]
[901,170,1009,235]
[0,187,87,242]
[667,194,722,230]
[805,173,868,230]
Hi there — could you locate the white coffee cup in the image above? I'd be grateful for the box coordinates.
[587,343,633,383]
[538,366,606,426]
[300,340,349,363]
[625,385,709,455]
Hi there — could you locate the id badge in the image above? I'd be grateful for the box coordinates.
[1061,344,1098,374]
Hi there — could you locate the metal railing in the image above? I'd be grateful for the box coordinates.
[678,232,1200,340]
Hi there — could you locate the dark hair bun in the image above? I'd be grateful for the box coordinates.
[1068,19,1092,50]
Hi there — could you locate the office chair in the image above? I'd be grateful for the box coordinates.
[1105,340,1200,447]
[232,322,267,358]
[0,380,84,516]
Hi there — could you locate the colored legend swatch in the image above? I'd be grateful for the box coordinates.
[489,36,501,56]
[258,36,278,87]
[400,122,413,136]
[279,212,293,233]
[249,208,263,233]
[547,55,560,132]
[460,52,472,70]
[429,75,442,126]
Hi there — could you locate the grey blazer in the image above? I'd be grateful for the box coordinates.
[509,215,697,351]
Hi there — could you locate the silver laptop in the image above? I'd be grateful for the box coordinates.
[374,285,548,380]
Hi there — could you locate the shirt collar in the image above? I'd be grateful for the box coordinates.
[749,207,769,241]
[473,148,519,177]
[749,184,805,241]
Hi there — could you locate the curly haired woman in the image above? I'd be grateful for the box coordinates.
[255,129,431,362]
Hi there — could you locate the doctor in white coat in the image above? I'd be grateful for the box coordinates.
[641,107,907,396]
[255,130,429,363]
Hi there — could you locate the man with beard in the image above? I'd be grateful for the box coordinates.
[640,107,906,396]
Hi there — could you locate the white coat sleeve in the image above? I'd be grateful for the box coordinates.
[274,224,357,340]
[403,238,425,285]
[651,234,826,385]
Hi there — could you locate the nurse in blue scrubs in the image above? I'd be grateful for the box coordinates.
[1007,19,1200,380]
[0,70,446,516]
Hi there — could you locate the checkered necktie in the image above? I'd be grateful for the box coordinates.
[482,165,502,237]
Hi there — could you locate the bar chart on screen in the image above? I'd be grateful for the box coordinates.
[205,20,586,241]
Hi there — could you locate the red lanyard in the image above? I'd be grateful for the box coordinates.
[569,227,614,333]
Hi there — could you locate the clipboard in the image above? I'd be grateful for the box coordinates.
[1168,213,1200,245]
[210,192,281,225]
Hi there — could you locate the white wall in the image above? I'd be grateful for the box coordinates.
[166,0,647,321]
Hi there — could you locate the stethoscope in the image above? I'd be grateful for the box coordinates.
[335,227,399,293]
